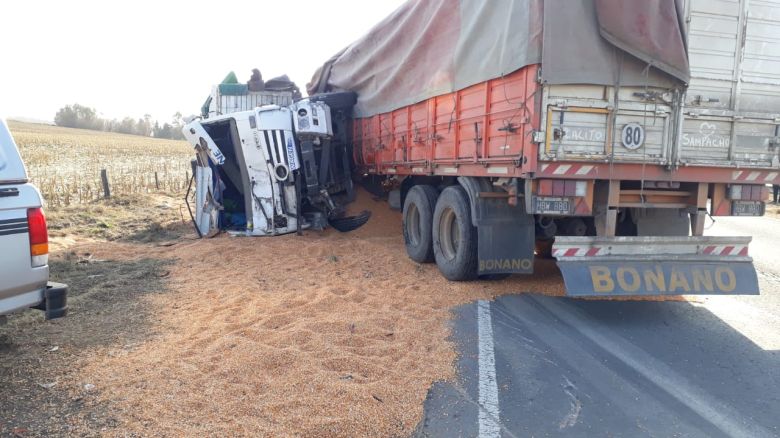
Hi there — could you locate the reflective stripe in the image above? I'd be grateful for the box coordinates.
[575,165,594,175]
[553,164,571,175]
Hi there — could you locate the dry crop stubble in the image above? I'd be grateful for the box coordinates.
[9,121,192,206]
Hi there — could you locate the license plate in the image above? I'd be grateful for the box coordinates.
[534,197,571,214]
[732,201,764,216]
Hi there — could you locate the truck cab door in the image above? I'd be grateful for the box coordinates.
[194,164,220,237]
[183,120,228,238]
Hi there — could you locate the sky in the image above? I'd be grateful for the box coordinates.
[1,0,406,123]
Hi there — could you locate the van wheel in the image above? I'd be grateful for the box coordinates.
[403,185,439,263]
[433,186,478,281]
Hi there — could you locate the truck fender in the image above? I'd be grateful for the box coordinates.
[456,176,492,224]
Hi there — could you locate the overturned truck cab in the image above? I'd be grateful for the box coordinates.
[182,95,369,237]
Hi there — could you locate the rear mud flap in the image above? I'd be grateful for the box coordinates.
[553,236,760,297]
[474,197,535,276]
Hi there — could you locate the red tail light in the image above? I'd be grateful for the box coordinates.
[27,207,48,267]
[537,179,588,197]
[728,184,769,201]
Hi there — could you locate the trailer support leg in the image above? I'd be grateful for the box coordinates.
[690,183,709,236]
[596,209,618,237]
[691,211,706,236]
[594,180,620,237]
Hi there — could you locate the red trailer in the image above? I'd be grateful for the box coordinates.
[309,0,780,296]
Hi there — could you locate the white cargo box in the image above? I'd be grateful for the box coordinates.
[207,85,293,118]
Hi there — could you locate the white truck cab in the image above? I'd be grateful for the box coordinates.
[0,119,68,321]
[182,94,368,238]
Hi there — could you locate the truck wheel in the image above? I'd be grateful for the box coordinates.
[433,186,478,281]
[403,185,439,263]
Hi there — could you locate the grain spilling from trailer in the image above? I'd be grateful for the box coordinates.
[304,0,780,296]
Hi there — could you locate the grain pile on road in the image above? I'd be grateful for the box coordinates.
[72,188,564,436]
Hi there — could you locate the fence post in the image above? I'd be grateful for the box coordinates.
[100,169,111,198]
[155,172,160,190]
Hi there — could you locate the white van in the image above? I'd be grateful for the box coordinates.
[0,119,67,321]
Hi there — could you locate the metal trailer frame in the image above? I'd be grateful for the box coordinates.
[350,61,772,296]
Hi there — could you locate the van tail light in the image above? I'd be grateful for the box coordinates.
[27,207,49,267]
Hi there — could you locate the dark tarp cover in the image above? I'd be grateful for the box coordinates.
[308,0,689,117]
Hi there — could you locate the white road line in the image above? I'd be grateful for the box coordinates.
[477,300,501,438]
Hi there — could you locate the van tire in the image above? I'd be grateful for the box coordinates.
[433,186,478,281]
[403,185,439,263]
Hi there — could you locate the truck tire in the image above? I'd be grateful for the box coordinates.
[433,186,478,281]
[329,210,372,232]
[403,185,439,263]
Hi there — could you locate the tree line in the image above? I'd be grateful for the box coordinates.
[54,104,185,140]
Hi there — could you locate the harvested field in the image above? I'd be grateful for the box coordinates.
[9,121,192,206]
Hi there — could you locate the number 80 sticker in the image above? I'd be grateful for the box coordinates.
[621,123,645,150]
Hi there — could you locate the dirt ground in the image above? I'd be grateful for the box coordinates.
[766,202,779,218]
[0,188,565,437]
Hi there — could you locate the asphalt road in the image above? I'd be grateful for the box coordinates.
[415,214,780,437]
